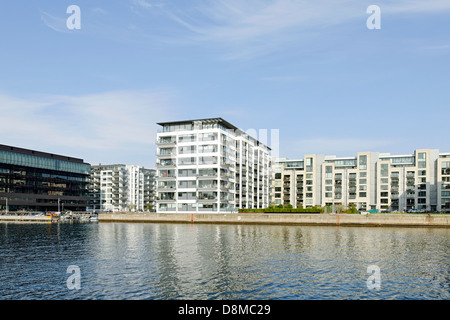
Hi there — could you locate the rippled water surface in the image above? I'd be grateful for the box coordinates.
[0,222,448,300]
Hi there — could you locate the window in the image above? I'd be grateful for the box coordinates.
[325,179,332,185]
[199,156,218,165]
[199,132,218,142]
[306,158,313,172]
[178,157,196,165]
[359,155,367,170]
[360,172,367,177]
[359,185,367,191]
[198,168,216,177]
[199,144,218,153]
[381,164,389,177]
[359,192,367,198]
[359,179,367,184]
[325,166,332,178]
[178,145,196,154]
[178,180,196,189]
[275,173,281,179]
[178,134,196,143]
[418,152,427,169]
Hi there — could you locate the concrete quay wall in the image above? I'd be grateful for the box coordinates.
[0,215,52,222]
[98,213,450,228]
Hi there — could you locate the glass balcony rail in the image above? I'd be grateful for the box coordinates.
[157,160,176,167]
[157,137,177,145]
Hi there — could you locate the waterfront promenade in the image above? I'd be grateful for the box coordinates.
[97,212,450,228]
[1,212,449,227]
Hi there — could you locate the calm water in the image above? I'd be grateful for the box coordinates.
[0,221,448,300]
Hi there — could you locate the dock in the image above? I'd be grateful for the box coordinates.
[0,212,98,223]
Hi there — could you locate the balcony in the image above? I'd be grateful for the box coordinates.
[157,137,177,146]
[157,149,176,158]
[157,160,176,168]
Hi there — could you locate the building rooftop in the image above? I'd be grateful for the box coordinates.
[157,117,271,150]
[0,144,87,164]
[157,117,238,131]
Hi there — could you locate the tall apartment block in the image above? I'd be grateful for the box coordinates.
[89,164,156,212]
[155,118,271,213]
[272,149,450,212]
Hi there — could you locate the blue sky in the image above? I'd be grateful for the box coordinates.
[1,0,449,168]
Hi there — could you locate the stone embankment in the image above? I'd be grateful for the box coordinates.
[98,212,450,228]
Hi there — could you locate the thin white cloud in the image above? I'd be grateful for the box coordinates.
[128,0,450,60]
[39,10,71,33]
[131,0,164,9]
[384,0,450,13]
[0,91,177,166]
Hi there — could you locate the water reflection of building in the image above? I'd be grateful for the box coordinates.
[0,144,90,212]
[273,149,450,212]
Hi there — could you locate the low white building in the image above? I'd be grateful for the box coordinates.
[272,149,450,212]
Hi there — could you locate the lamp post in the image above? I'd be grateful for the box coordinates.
[1,197,8,214]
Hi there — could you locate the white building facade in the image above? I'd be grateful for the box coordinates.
[272,149,450,212]
[90,164,156,212]
[156,118,271,213]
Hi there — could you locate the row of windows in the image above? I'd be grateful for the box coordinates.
[0,151,90,175]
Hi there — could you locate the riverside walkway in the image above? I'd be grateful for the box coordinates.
[97,212,450,228]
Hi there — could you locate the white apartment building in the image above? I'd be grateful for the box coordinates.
[437,153,450,211]
[90,164,156,212]
[155,118,271,213]
[272,149,450,212]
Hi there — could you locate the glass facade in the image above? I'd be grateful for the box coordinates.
[0,150,89,175]
[0,146,90,212]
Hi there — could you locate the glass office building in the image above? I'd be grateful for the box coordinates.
[0,144,91,212]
